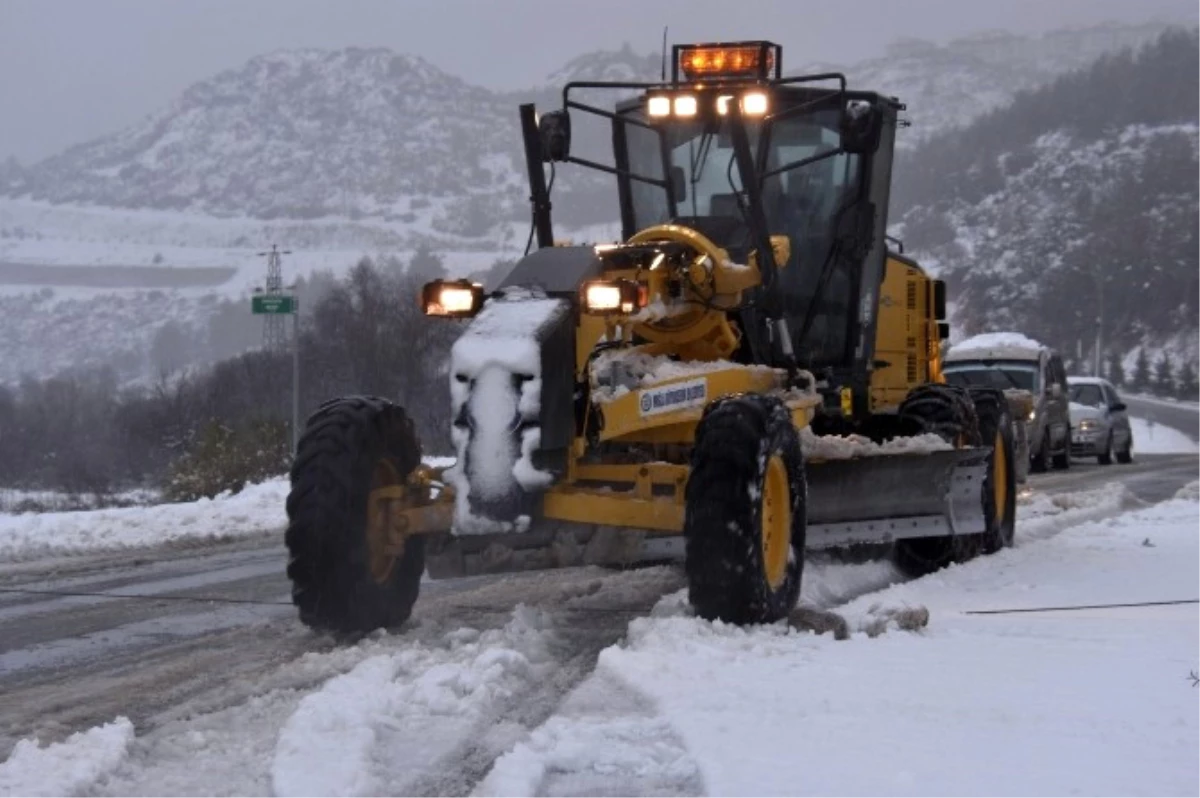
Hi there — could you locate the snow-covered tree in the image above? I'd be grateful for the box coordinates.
[1106,350,1125,386]
[1176,361,1198,400]
[1153,352,1175,396]
[1131,349,1152,393]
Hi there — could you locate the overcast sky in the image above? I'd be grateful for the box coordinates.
[0,0,1194,163]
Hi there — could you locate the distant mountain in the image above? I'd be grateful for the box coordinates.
[792,21,1176,148]
[893,29,1199,372]
[1,48,528,231]
[0,21,1192,386]
[0,22,1179,229]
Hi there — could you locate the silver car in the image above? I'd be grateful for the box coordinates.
[1068,376,1133,465]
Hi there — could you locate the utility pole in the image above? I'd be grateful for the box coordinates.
[292,292,301,453]
[257,245,292,353]
[1093,273,1104,378]
[251,245,301,453]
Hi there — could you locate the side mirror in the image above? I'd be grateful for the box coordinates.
[839,100,883,155]
[1110,402,1127,413]
[670,165,687,203]
[538,110,571,162]
[937,321,950,340]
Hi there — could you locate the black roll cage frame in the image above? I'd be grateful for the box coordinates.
[517,69,901,386]
[522,73,857,289]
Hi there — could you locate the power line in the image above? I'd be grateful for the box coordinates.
[965,599,1198,615]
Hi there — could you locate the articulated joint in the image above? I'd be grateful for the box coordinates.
[367,465,455,554]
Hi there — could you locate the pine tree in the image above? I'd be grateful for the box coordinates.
[1154,352,1175,397]
[1105,350,1125,386]
[1176,361,1199,400]
[1131,348,1152,393]
[408,245,445,281]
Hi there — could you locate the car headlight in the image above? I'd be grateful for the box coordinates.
[1077,419,1098,431]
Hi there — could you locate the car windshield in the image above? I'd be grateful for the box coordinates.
[1069,384,1105,407]
[943,362,1039,392]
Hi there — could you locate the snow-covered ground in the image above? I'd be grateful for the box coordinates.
[0,478,289,563]
[1,476,1195,794]
[481,487,1200,796]
[0,718,135,797]
[0,457,455,562]
[0,487,160,515]
[1130,417,1199,454]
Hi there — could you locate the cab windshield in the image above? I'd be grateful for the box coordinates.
[619,96,862,365]
[943,362,1040,393]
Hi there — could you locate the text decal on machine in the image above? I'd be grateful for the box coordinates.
[638,378,708,416]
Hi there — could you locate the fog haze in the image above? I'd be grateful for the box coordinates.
[0,0,1195,163]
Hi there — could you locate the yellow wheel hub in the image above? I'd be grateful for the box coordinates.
[993,429,1008,527]
[366,459,405,584]
[760,455,791,591]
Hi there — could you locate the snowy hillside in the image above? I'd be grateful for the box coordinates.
[0,22,1175,221]
[894,29,1200,373]
[1,49,528,227]
[0,21,1187,384]
[795,22,1174,149]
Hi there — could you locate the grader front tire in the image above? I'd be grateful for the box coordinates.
[684,394,806,625]
[285,396,426,634]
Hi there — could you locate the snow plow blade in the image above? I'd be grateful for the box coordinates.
[804,448,990,548]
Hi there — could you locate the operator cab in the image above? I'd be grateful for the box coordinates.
[593,42,902,374]
[427,41,905,403]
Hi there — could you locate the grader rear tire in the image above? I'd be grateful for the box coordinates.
[684,394,806,624]
[967,387,1017,554]
[285,396,426,634]
[892,384,982,576]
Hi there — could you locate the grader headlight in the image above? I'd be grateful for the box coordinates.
[647,95,672,118]
[741,91,769,116]
[421,279,485,318]
[580,279,646,315]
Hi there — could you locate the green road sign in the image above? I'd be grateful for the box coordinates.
[252,295,295,314]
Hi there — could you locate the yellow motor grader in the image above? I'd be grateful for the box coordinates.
[284,40,1017,632]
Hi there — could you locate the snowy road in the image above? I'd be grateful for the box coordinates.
[0,453,1196,795]
[1124,394,1199,442]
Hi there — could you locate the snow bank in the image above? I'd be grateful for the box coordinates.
[800,426,952,460]
[272,605,557,797]
[1015,482,1143,543]
[0,717,134,797]
[476,671,700,797]
[486,494,1199,796]
[0,478,289,563]
[1129,417,1199,454]
[0,456,456,563]
[590,349,775,402]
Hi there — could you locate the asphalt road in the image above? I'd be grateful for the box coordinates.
[0,450,1195,792]
[1124,394,1200,442]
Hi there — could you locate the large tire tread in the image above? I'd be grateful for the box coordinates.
[892,383,981,576]
[286,395,425,634]
[685,394,806,625]
[968,386,1017,554]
